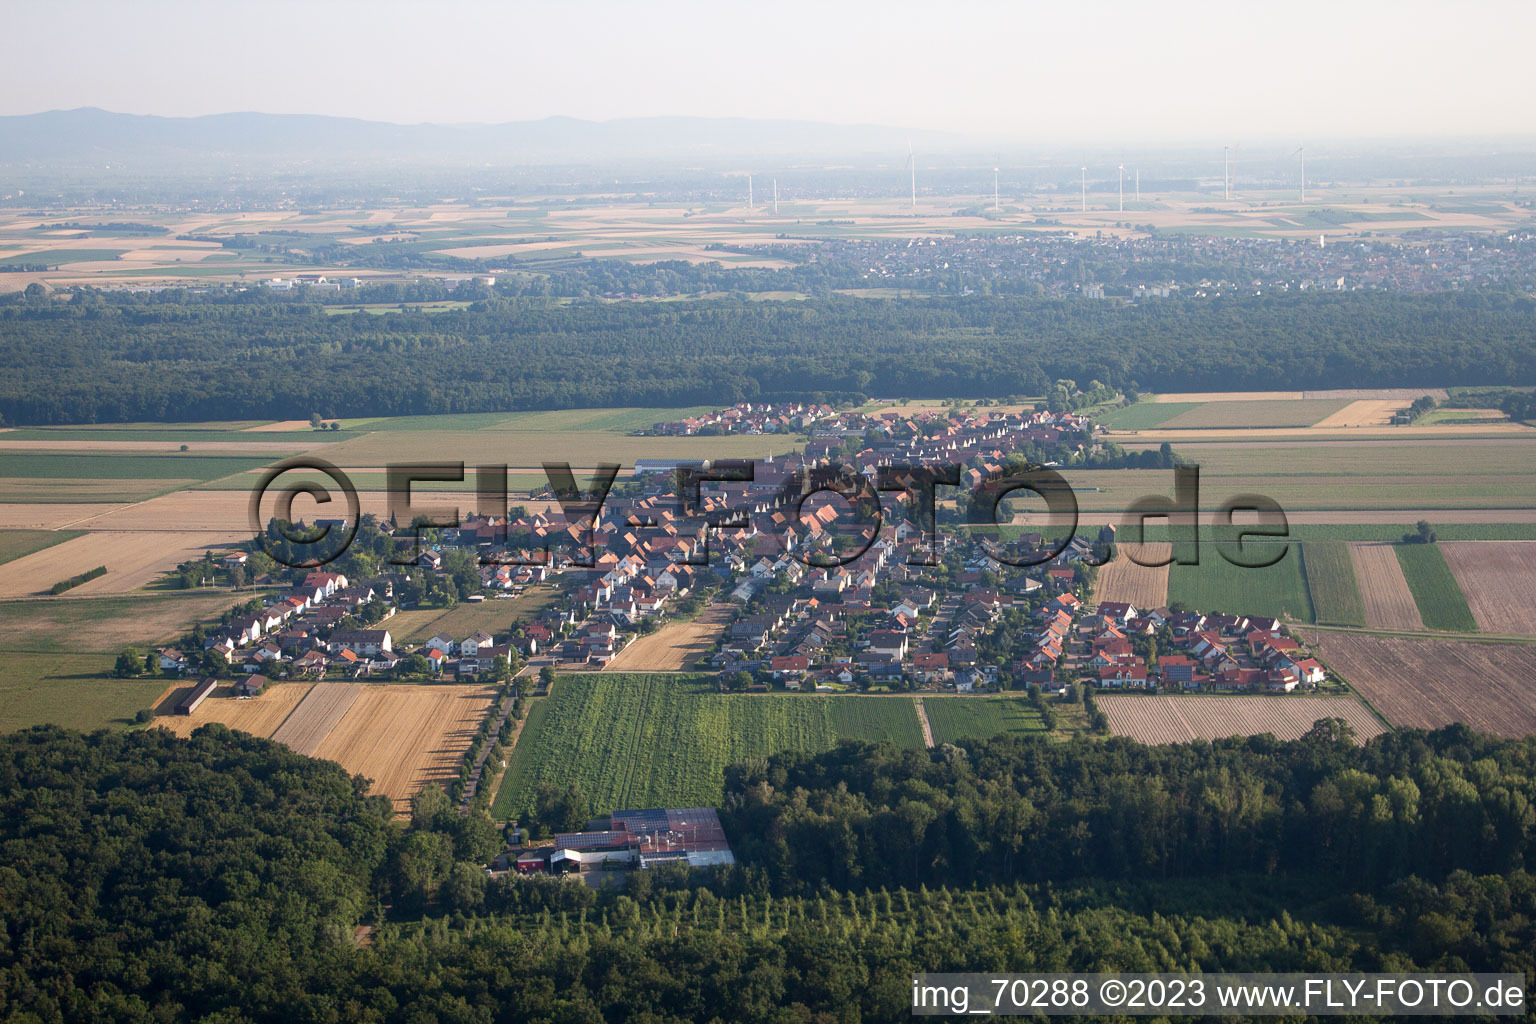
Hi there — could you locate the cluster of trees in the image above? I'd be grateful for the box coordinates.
[49,564,106,594]
[2,288,1533,423]
[722,724,1536,895]
[3,723,1536,1020]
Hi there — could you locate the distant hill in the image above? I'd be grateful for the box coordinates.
[0,107,964,166]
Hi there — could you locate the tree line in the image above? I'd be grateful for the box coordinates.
[1,288,1533,423]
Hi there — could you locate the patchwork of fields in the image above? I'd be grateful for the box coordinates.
[493,675,924,816]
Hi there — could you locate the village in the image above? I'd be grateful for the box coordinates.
[150,401,1333,711]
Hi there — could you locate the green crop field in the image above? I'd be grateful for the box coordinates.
[1096,402,1200,429]
[1394,544,1479,632]
[389,586,560,644]
[493,674,923,816]
[0,652,163,733]
[1167,543,1315,622]
[0,529,82,566]
[925,697,1045,745]
[0,452,279,481]
[1301,541,1366,626]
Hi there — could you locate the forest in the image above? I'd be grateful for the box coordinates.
[2,722,1535,1022]
[1,287,1533,423]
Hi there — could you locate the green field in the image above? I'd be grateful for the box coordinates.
[0,652,163,733]
[1167,543,1316,622]
[0,248,127,267]
[1394,544,1479,632]
[1095,402,1200,429]
[389,586,560,644]
[493,674,923,816]
[924,697,1045,745]
[1300,541,1366,627]
[0,452,280,481]
[0,529,82,566]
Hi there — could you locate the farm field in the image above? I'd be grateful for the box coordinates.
[0,530,246,598]
[0,529,81,566]
[492,674,924,816]
[1394,544,1478,632]
[1300,541,1366,627]
[309,684,496,813]
[1166,543,1315,622]
[1348,543,1424,630]
[156,681,314,737]
[1315,633,1536,737]
[1156,399,1355,429]
[1095,403,1198,430]
[924,696,1045,745]
[1440,541,1536,634]
[0,652,152,733]
[1310,400,1412,428]
[1098,694,1386,745]
[268,682,362,756]
[1092,542,1171,608]
[388,586,560,644]
[603,604,731,671]
[0,591,252,653]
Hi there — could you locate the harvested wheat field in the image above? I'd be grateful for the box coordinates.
[0,504,129,530]
[309,684,495,813]
[0,530,247,598]
[1311,400,1410,428]
[604,605,732,671]
[1440,541,1536,634]
[1093,543,1170,608]
[77,487,476,532]
[157,682,314,738]
[1348,543,1424,631]
[1099,694,1386,745]
[1315,633,1536,737]
[269,682,362,756]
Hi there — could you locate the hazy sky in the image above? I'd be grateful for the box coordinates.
[4,0,1534,142]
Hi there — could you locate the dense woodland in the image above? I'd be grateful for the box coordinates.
[2,723,1534,1021]
[1,288,1534,423]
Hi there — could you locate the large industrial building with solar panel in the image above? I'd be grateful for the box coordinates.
[513,807,735,876]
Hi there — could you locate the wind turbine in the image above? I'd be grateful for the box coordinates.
[905,140,917,213]
[993,166,1000,212]
[1081,166,1087,212]
[748,174,754,210]
[1135,168,1140,201]
[1118,164,1125,212]
[1223,146,1230,200]
[1291,146,1306,202]
[773,177,779,215]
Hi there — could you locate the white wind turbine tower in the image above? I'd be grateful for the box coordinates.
[905,141,917,212]
[748,174,754,210]
[1081,166,1087,212]
[1118,164,1125,212]
[1291,146,1306,202]
[773,178,779,215]
[1223,146,1230,200]
[993,166,1000,212]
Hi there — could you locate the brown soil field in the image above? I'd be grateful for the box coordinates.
[0,504,134,529]
[1092,543,1171,608]
[156,682,314,737]
[1099,694,1386,745]
[0,530,247,597]
[1104,423,1535,442]
[1312,400,1411,428]
[269,682,362,756]
[1315,633,1536,737]
[1440,542,1536,634]
[309,684,495,813]
[56,488,475,532]
[1348,543,1425,631]
[603,604,731,671]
